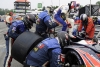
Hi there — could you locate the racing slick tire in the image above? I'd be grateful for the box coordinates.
[11,31,43,64]
[65,50,84,67]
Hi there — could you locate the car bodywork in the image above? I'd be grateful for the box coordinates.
[60,38,100,67]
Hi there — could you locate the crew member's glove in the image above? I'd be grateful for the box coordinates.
[78,31,86,38]
[66,20,72,28]
[67,23,72,28]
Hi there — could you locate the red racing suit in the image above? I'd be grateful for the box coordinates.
[78,17,95,39]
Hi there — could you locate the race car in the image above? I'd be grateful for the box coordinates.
[11,31,100,67]
[60,36,100,67]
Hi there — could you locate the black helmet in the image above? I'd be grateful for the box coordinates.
[80,14,88,25]
[45,6,54,16]
[57,31,69,48]
[23,14,36,29]
[49,7,54,14]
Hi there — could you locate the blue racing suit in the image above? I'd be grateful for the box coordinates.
[26,38,61,67]
[54,9,67,31]
[73,17,80,36]
[8,20,27,39]
[36,10,58,38]
[94,19,100,25]
[4,20,27,67]
[97,19,100,25]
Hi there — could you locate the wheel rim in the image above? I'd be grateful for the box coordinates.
[65,51,84,67]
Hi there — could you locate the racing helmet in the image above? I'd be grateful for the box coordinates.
[57,31,69,48]
[68,1,80,12]
[23,14,36,29]
[45,6,54,16]
[80,14,88,25]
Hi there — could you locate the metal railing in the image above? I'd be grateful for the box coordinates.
[95,25,100,40]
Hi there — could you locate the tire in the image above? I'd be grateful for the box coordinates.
[64,50,84,67]
[11,31,43,64]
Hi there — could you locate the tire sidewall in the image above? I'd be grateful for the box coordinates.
[65,50,84,67]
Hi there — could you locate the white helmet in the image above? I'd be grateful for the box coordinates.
[80,14,88,25]
[61,5,69,14]
[80,14,88,21]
